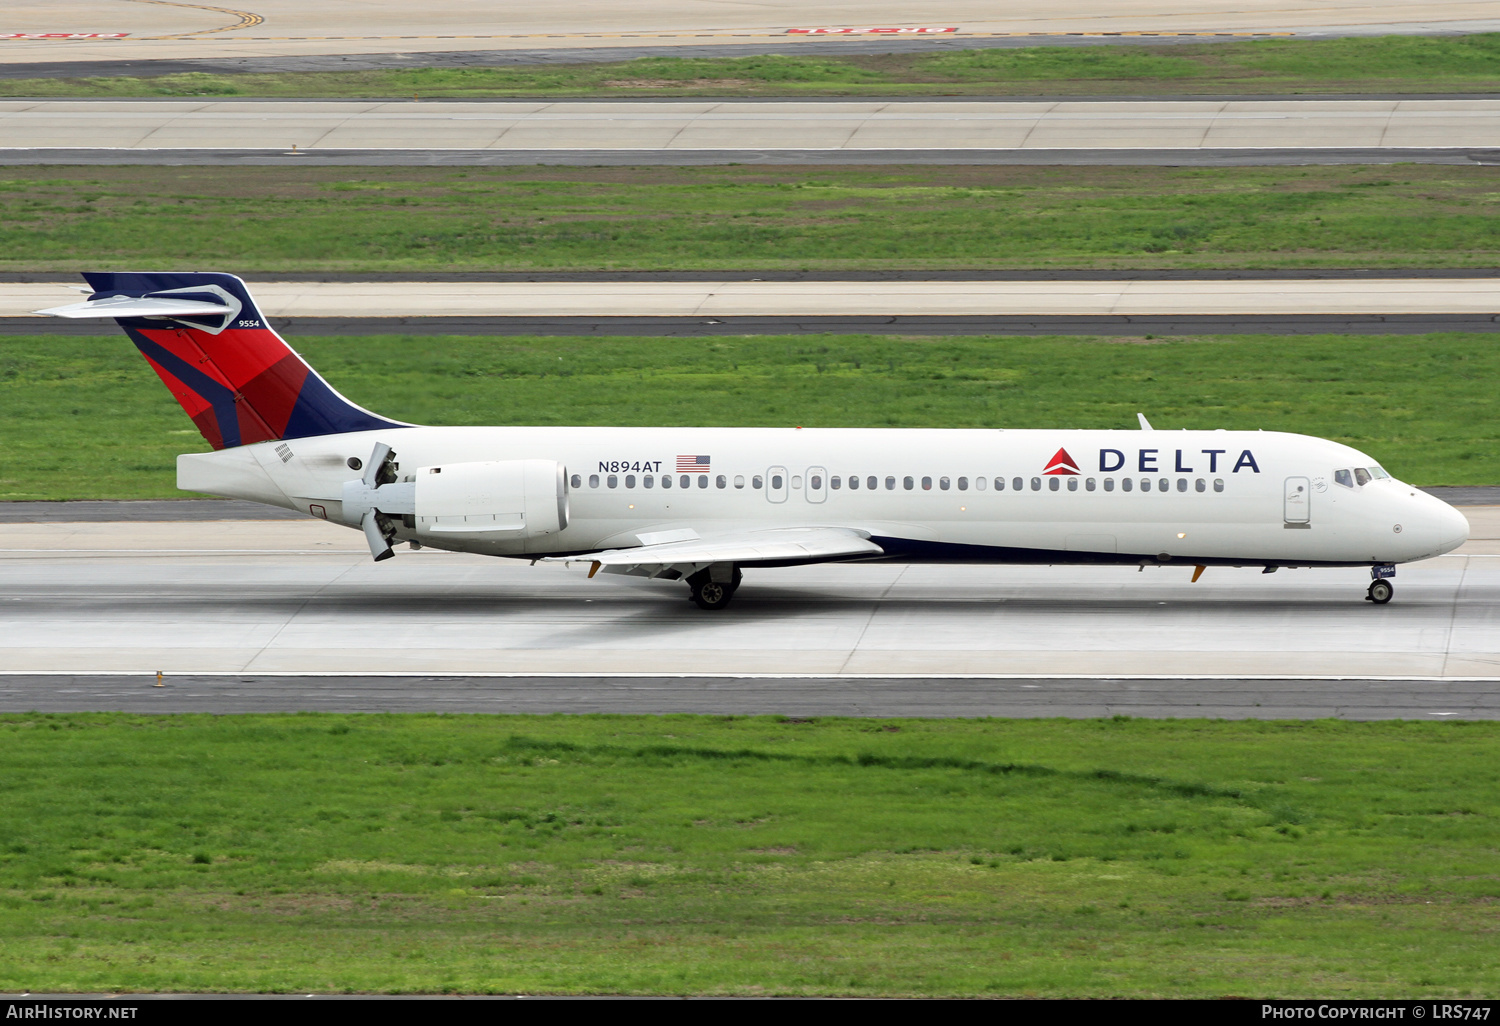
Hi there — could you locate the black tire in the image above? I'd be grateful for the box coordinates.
[693,580,735,610]
[687,567,741,610]
[1367,580,1394,604]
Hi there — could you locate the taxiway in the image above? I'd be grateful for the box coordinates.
[3,99,1498,167]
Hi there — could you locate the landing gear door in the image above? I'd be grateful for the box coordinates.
[1284,476,1310,525]
[766,466,788,504]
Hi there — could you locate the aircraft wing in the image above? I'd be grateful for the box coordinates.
[543,526,883,579]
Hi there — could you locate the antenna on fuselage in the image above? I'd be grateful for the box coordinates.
[1137,413,1154,430]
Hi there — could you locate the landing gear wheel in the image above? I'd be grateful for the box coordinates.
[688,568,741,611]
[693,580,734,610]
[1366,580,1393,604]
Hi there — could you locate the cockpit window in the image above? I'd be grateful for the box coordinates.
[1354,467,1372,486]
[1334,469,1354,488]
[1370,466,1391,480]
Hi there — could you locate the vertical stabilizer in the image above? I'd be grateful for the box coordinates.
[52,272,407,450]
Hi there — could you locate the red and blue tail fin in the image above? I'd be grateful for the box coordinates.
[74,272,407,450]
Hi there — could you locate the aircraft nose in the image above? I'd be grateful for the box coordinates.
[1412,495,1469,557]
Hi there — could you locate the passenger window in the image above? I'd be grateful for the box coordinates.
[1086,478,1096,492]
[1159,478,1168,492]
[885,476,895,490]
[939,476,949,491]
[1177,478,1187,492]
[903,476,914,490]
[771,474,783,489]
[735,475,745,488]
[644,475,654,488]
[661,474,672,489]
[993,477,1004,491]
[809,475,821,490]
[975,477,986,491]
[752,475,763,489]
[1141,478,1151,492]
[1031,477,1041,491]
[607,475,618,489]
[1048,477,1059,491]
[869,477,879,490]
[1067,477,1078,491]
[570,474,581,488]
[716,475,726,489]
[1213,478,1224,492]
[956,477,967,491]
[830,476,840,490]
[1354,467,1372,486]
[848,476,859,490]
[1013,477,1023,491]
[1104,478,1115,492]
[625,474,636,488]
[922,476,932,491]
[680,475,690,488]
[698,475,708,488]
[1122,478,1133,492]
[589,474,600,488]
[1334,469,1353,488]
[1195,478,1205,492]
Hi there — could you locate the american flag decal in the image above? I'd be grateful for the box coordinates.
[676,454,711,473]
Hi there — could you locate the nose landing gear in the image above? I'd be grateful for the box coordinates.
[1366,564,1396,604]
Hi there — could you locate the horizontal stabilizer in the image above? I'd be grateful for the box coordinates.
[36,295,236,319]
[545,526,882,573]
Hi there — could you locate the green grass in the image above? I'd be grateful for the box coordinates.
[3,165,1500,271]
[2,332,1496,501]
[5,35,1499,97]
[0,713,1495,995]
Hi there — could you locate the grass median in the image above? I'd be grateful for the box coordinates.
[1,331,1495,501]
[0,713,1494,996]
[4,34,1498,98]
[3,165,1500,272]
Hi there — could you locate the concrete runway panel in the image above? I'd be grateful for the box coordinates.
[10,279,1500,321]
[6,100,1500,158]
[2,517,1496,679]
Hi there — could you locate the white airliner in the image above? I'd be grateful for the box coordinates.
[40,272,1469,609]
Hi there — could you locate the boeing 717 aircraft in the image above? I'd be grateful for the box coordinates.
[40,272,1469,610]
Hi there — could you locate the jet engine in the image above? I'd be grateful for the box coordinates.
[342,444,568,560]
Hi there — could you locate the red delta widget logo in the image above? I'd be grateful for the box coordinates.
[1044,446,1261,474]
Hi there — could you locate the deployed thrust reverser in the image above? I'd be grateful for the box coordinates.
[342,443,569,560]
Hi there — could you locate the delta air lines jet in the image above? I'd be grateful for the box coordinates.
[40,272,1470,610]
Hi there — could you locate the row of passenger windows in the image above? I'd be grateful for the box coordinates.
[572,473,1226,493]
[836,475,1224,493]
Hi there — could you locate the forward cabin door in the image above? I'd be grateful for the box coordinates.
[1284,476,1311,526]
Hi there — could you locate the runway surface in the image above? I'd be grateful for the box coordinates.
[12,279,1499,319]
[5,100,1498,165]
[5,1,1495,66]
[2,517,1496,682]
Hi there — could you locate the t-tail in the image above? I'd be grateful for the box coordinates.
[39,272,407,449]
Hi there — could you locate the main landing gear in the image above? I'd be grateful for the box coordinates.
[1365,564,1396,604]
[688,566,742,611]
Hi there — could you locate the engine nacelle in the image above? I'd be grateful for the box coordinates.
[413,459,569,539]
